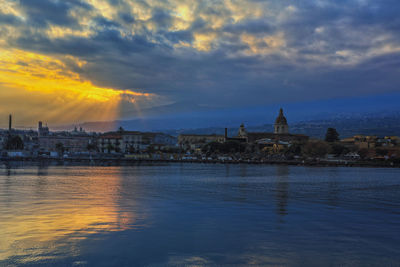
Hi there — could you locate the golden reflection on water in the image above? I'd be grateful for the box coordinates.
[0,166,140,262]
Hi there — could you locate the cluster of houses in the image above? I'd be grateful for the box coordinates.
[340,135,400,160]
[1,117,177,158]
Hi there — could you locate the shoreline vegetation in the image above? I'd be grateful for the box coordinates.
[1,157,398,168]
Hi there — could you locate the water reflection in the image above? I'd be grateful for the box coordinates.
[4,162,13,177]
[327,169,340,207]
[37,162,49,177]
[275,165,289,220]
[239,164,247,178]
[0,166,141,263]
[0,164,399,266]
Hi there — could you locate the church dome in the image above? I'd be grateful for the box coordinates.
[275,108,288,125]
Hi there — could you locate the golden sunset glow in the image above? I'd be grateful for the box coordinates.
[0,0,22,17]
[46,25,92,39]
[0,49,154,125]
[193,32,217,52]
[241,32,286,55]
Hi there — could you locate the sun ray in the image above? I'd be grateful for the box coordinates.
[0,48,155,126]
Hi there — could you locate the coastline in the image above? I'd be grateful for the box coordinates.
[0,157,399,168]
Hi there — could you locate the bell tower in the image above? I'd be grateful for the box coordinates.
[274,108,289,134]
[238,123,247,138]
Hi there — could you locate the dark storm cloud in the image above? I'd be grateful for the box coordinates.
[0,12,22,25]
[151,8,173,29]
[223,19,275,34]
[92,16,121,28]
[13,27,156,57]
[2,0,400,110]
[118,12,135,24]
[163,30,193,44]
[14,34,101,56]
[18,0,92,28]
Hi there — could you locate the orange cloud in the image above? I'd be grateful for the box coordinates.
[240,32,286,56]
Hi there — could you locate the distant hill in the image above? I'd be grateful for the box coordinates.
[51,93,400,138]
[162,113,400,139]
[52,112,400,139]
[290,115,400,139]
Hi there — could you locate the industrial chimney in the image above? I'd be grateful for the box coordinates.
[8,114,12,131]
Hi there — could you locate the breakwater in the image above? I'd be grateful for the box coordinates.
[0,157,398,168]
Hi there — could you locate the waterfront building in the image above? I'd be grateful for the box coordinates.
[121,131,176,153]
[98,134,123,153]
[152,133,177,146]
[39,135,94,153]
[98,129,177,154]
[22,131,39,152]
[121,131,143,153]
[237,108,308,144]
[256,138,290,153]
[37,121,95,154]
[377,136,399,147]
[341,135,378,149]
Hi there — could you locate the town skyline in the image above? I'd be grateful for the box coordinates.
[1,106,398,169]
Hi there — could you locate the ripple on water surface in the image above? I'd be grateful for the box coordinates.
[0,163,399,266]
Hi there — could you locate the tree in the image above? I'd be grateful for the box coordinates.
[106,144,114,153]
[5,135,24,150]
[329,143,349,156]
[202,141,222,153]
[201,141,246,154]
[376,149,389,157]
[128,145,136,154]
[146,145,155,153]
[284,142,303,156]
[358,148,369,159]
[302,141,330,157]
[55,143,65,155]
[86,143,97,152]
[325,128,340,142]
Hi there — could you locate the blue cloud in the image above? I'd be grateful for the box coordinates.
[18,0,92,28]
[0,12,22,25]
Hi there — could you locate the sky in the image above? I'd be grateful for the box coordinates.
[0,0,400,128]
